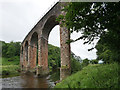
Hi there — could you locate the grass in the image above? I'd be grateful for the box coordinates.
[0,57,20,78]
[0,65,20,78]
[2,56,20,65]
[55,63,119,88]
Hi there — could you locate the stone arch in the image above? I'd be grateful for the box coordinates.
[42,15,59,40]
[30,32,38,68]
[20,2,71,80]
[40,15,59,71]
[20,46,24,69]
[21,46,23,54]
[25,41,28,61]
[30,32,38,46]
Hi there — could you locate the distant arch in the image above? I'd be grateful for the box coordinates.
[25,41,28,61]
[21,46,23,54]
[30,32,38,66]
[30,32,38,46]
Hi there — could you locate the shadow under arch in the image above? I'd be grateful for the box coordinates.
[30,32,38,69]
[25,41,28,62]
[20,46,24,69]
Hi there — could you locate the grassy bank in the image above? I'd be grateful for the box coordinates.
[55,63,119,88]
[0,57,20,78]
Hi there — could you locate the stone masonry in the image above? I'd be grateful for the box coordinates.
[20,2,71,80]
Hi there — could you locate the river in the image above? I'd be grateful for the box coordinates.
[1,70,60,88]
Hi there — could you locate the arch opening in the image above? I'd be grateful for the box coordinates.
[48,25,60,71]
[42,15,60,72]
[30,32,38,66]
[21,46,24,69]
[21,46,23,54]
[42,15,59,40]
[25,41,28,61]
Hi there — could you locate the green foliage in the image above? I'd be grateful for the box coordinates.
[1,41,83,77]
[82,58,89,67]
[1,41,21,77]
[48,44,60,70]
[96,39,119,63]
[1,56,20,78]
[1,65,20,78]
[55,63,119,88]
[2,56,20,65]
[2,41,8,57]
[71,55,82,73]
[50,70,60,82]
[58,2,120,62]
[1,41,21,58]
[90,59,98,64]
[48,44,82,73]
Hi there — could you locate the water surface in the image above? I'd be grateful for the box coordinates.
[2,72,56,88]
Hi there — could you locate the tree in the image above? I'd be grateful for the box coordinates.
[90,59,98,64]
[57,2,120,62]
[6,41,16,58]
[14,42,21,56]
[2,41,21,58]
[96,39,119,63]
[2,41,8,57]
[82,58,89,67]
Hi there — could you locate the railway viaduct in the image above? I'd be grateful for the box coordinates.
[20,2,71,80]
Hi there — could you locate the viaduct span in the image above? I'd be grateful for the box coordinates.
[20,2,71,80]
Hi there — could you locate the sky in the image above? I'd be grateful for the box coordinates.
[0,0,98,60]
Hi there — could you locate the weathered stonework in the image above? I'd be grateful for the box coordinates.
[20,2,71,80]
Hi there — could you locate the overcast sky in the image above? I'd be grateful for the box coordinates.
[0,0,98,60]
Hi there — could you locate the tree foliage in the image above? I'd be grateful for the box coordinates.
[90,59,98,64]
[57,2,120,62]
[48,44,83,73]
[96,39,119,63]
[1,41,21,58]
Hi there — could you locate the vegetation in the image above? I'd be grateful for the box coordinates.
[96,39,119,63]
[2,41,20,58]
[48,44,61,71]
[54,3,119,88]
[48,44,82,74]
[1,41,82,78]
[55,62,119,88]
[1,65,20,78]
[2,57,20,65]
[57,2,120,63]
[1,41,21,78]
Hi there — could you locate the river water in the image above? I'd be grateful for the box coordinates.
[1,72,58,88]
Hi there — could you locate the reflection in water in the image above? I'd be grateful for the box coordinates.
[20,72,49,88]
[2,72,56,88]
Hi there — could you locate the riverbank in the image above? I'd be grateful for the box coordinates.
[55,62,119,88]
[1,65,20,78]
[0,57,20,78]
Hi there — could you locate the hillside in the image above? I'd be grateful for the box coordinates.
[55,63,119,88]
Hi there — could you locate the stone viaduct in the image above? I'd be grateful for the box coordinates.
[20,2,71,80]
